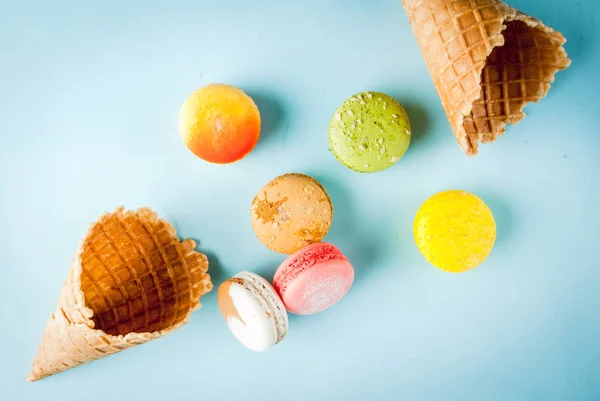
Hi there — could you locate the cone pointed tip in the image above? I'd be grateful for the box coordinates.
[27,365,44,383]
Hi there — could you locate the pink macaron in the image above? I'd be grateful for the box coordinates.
[273,242,354,315]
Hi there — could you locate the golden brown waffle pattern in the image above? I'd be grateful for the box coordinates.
[402,0,570,155]
[28,207,212,382]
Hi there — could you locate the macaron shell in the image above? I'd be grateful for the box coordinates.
[225,282,277,352]
[414,190,496,272]
[274,242,354,315]
[234,272,288,344]
[328,91,411,173]
[251,173,333,254]
[218,273,288,352]
[178,84,261,164]
[282,259,354,315]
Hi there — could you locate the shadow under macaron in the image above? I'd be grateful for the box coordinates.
[473,192,514,248]
[307,173,390,288]
[245,89,290,147]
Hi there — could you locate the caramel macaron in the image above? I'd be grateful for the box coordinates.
[251,173,333,254]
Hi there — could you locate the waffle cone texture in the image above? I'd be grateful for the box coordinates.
[28,207,213,382]
[402,0,571,155]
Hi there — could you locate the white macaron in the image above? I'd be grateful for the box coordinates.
[217,271,288,352]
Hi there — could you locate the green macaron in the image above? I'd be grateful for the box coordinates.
[328,92,411,173]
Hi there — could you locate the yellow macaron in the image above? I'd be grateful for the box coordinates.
[414,190,496,273]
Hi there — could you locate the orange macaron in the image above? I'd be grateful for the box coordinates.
[178,84,261,164]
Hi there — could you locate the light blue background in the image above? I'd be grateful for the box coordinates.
[1,0,598,400]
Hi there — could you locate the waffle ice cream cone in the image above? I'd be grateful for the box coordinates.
[28,207,212,382]
[402,0,571,155]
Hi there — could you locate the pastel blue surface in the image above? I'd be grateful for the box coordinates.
[1,0,599,399]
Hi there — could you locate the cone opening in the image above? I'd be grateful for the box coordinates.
[462,19,570,148]
[79,209,202,336]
